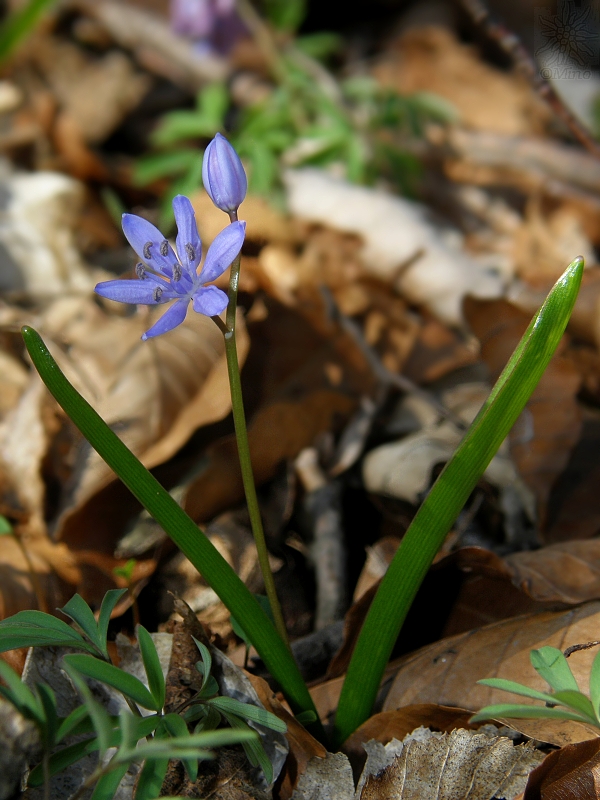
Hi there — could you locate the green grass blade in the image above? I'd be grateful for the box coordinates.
[0,0,59,63]
[590,649,600,722]
[137,625,166,710]
[333,257,584,746]
[21,326,320,737]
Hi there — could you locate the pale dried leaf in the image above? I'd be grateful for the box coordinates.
[358,729,544,800]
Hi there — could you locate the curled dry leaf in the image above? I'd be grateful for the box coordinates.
[358,728,544,800]
[292,727,544,800]
[383,602,600,747]
[522,738,600,800]
[46,297,247,544]
[372,26,548,136]
[464,297,582,531]
[342,705,478,778]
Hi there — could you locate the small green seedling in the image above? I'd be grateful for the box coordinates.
[0,591,282,799]
[472,645,600,729]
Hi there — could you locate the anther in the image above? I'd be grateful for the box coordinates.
[135,263,146,279]
[143,242,153,260]
[185,243,196,262]
[153,286,163,302]
[160,239,169,257]
[172,264,182,282]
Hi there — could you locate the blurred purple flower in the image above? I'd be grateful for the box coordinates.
[203,132,247,214]
[95,195,245,340]
[171,0,245,54]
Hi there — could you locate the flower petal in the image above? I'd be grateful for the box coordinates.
[122,214,178,277]
[192,285,229,316]
[94,279,174,305]
[173,195,202,276]
[141,299,190,340]
[199,220,246,284]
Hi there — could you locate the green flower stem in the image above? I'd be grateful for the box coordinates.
[224,249,291,651]
[21,327,322,742]
[332,256,584,747]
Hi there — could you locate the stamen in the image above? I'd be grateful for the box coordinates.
[153,286,163,302]
[143,242,153,260]
[185,243,196,262]
[135,263,146,279]
[160,239,169,257]
[172,263,182,282]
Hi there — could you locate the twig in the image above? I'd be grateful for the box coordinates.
[458,0,600,159]
[321,286,468,431]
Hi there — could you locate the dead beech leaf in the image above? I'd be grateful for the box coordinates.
[357,728,544,800]
[39,297,247,540]
[342,705,478,776]
[372,26,547,136]
[184,390,355,523]
[523,738,600,799]
[464,297,582,530]
[383,602,600,746]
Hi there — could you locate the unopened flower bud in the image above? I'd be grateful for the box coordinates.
[202,133,247,214]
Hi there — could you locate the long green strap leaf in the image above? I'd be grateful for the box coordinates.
[21,326,321,736]
[333,256,584,746]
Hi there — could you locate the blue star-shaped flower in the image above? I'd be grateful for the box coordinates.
[95,195,245,339]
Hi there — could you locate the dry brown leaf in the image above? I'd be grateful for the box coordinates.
[42,297,247,542]
[184,390,355,523]
[464,297,582,530]
[523,738,600,799]
[372,27,548,136]
[342,705,478,776]
[358,728,544,800]
[32,37,150,143]
[383,602,600,746]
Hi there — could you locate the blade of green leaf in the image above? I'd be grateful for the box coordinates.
[36,683,58,747]
[64,654,160,711]
[64,668,114,757]
[97,589,128,658]
[161,714,197,781]
[91,761,129,800]
[0,660,44,723]
[470,703,594,724]
[0,0,60,64]
[551,690,597,723]
[0,609,98,654]
[137,626,166,710]
[21,325,321,737]
[333,256,584,746]
[208,696,287,732]
[56,705,92,743]
[192,637,212,693]
[135,756,169,800]
[590,649,600,722]
[131,728,255,762]
[60,594,103,654]
[477,678,563,705]
[531,647,580,692]
[221,711,273,784]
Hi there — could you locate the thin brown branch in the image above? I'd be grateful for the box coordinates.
[458,0,600,159]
